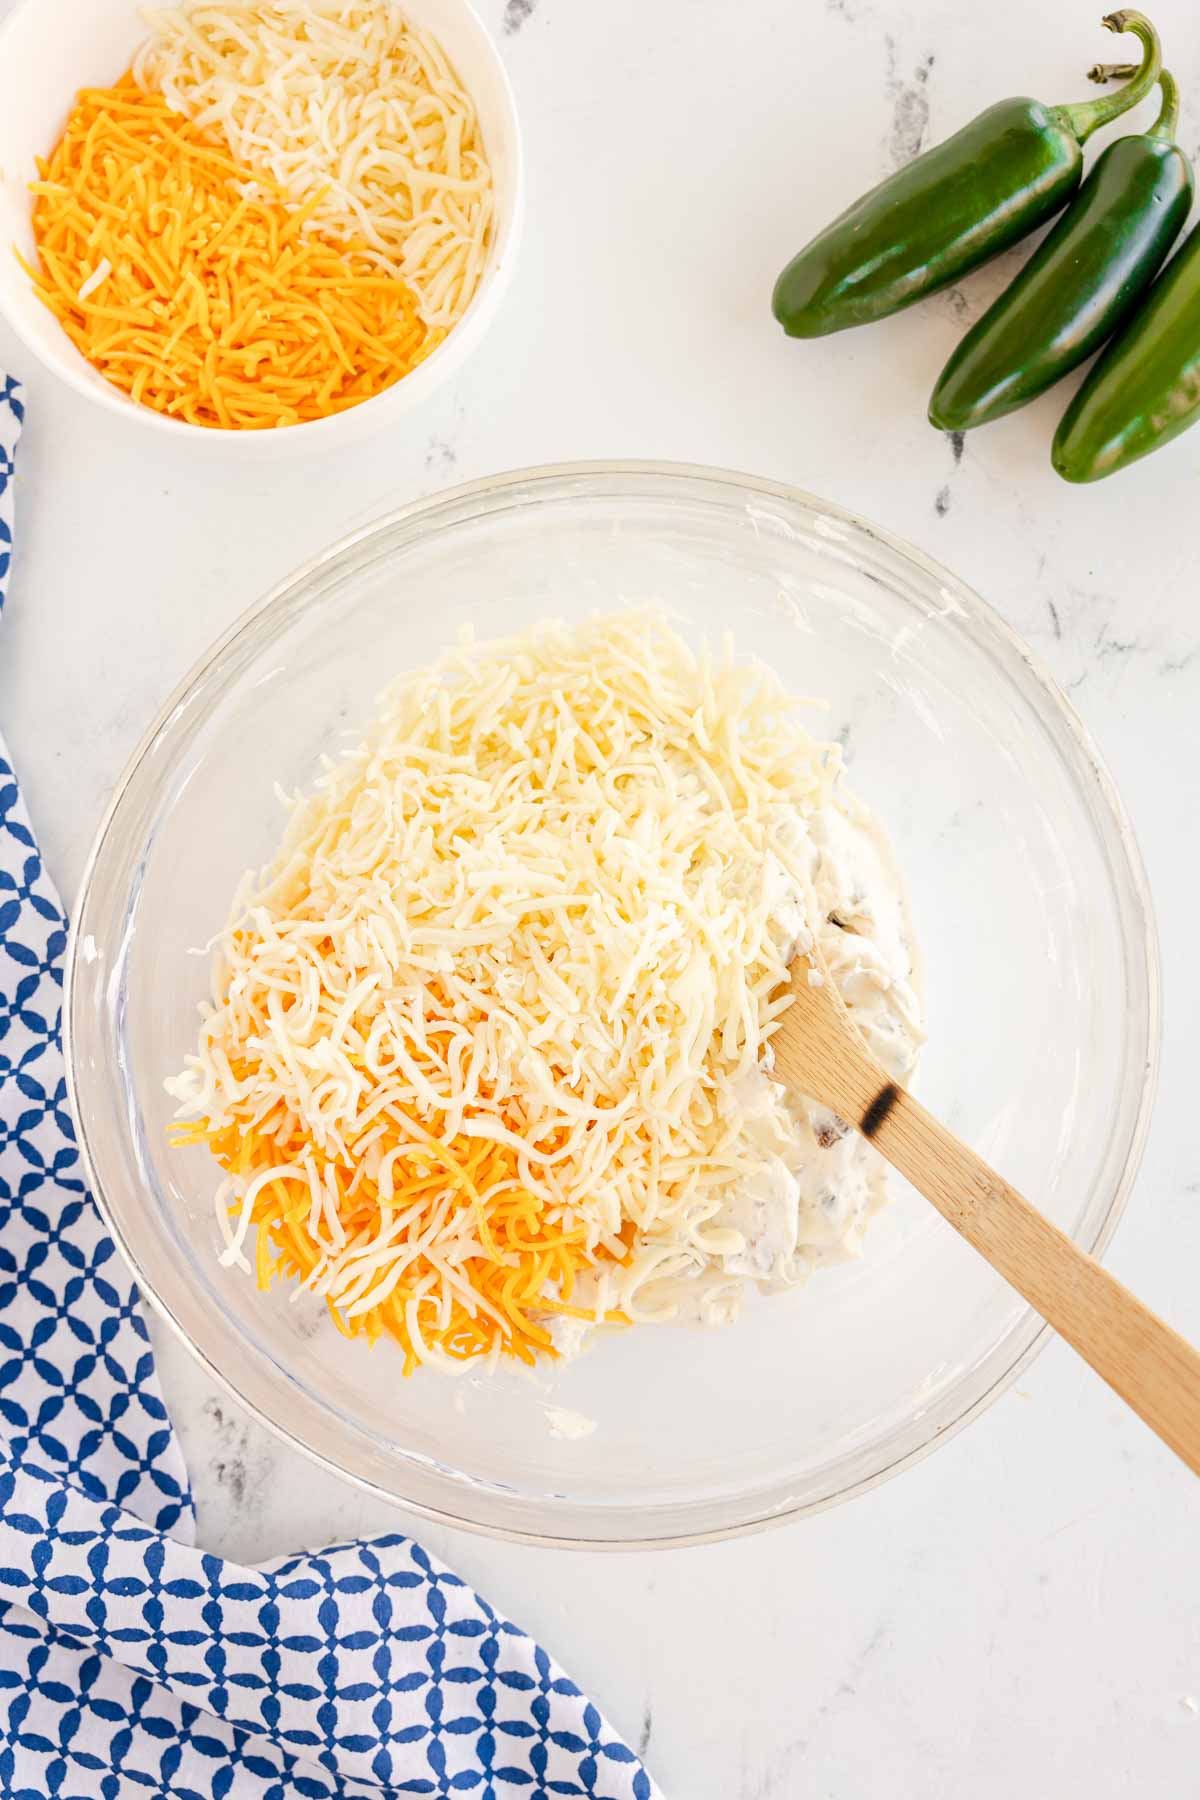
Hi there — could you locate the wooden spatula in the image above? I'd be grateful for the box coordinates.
[771,945,1200,1477]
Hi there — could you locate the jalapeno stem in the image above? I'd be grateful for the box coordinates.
[1091,64,1179,139]
[1057,11,1162,143]
[1151,69,1180,138]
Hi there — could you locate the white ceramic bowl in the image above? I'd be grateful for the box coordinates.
[66,464,1160,1547]
[0,0,522,451]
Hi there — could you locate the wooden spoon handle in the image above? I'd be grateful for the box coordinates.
[868,1081,1200,1476]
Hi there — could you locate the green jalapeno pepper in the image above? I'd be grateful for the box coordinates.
[929,70,1191,432]
[1052,180,1200,480]
[772,11,1162,340]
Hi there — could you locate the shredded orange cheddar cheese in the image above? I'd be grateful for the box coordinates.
[174,1061,631,1372]
[25,78,433,429]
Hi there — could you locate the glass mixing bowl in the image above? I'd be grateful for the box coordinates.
[65,464,1159,1547]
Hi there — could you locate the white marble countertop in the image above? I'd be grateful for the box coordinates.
[2,0,1199,1792]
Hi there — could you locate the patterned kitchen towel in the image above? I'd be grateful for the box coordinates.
[0,375,657,1800]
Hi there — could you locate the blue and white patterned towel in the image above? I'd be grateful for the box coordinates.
[0,374,657,1800]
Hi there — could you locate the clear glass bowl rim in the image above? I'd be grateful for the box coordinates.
[64,461,1163,1549]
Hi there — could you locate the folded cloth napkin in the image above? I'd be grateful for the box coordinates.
[0,374,657,1800]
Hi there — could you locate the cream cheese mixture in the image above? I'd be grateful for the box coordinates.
[705,794,923,1301]
[171,609,924,1374]
[557,786,924,1346]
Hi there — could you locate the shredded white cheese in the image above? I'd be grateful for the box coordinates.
[134,0,493,329]
[76,257,112,303]
[169,610,860,1367]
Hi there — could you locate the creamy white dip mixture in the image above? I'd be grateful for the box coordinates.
[551,784,923,1354]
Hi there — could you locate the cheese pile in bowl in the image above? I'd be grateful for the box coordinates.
[23,0,492,428]
[167,612,923,1372]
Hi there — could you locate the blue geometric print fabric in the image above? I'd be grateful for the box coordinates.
[0,376,657,1800]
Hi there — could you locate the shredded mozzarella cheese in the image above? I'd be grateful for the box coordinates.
[168,611,843,1371]
[134,0,494,329]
